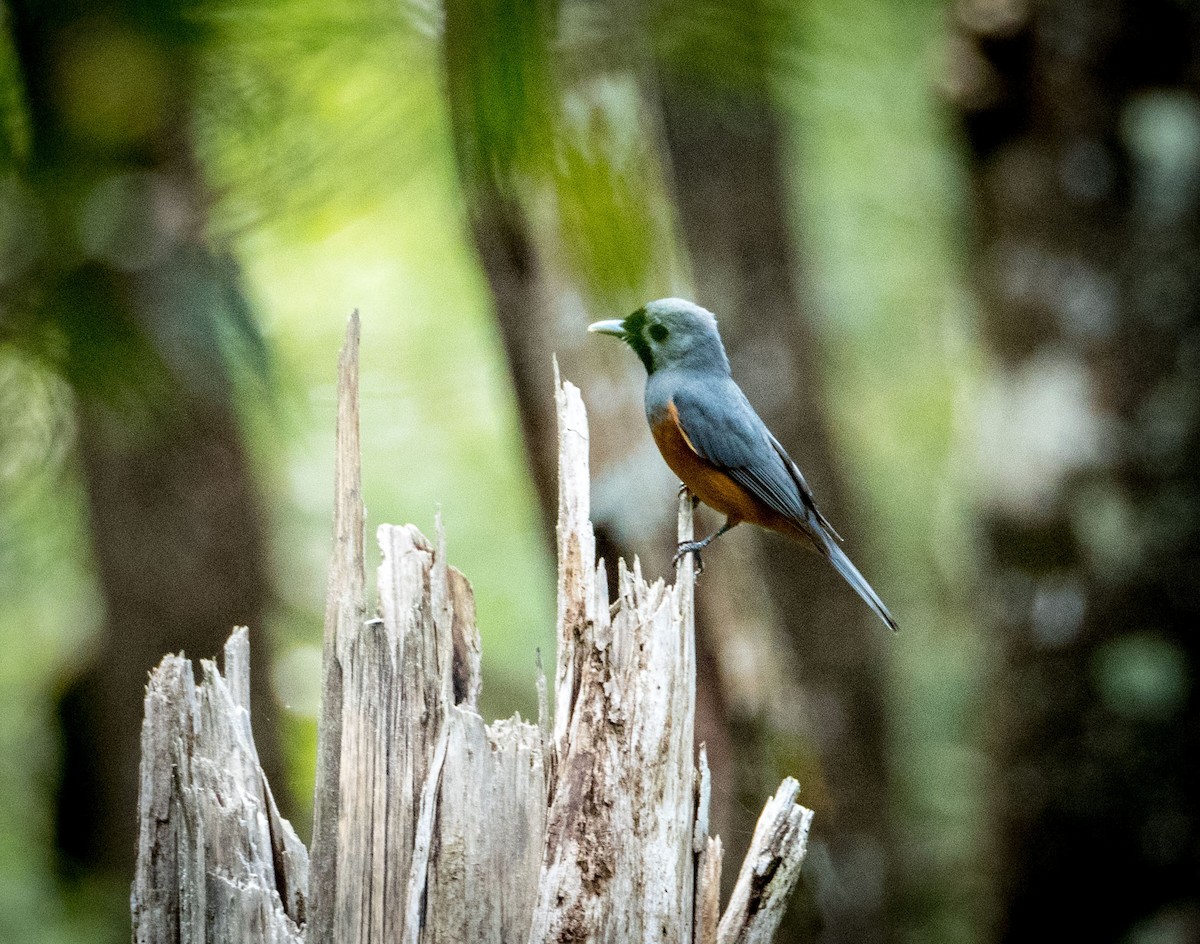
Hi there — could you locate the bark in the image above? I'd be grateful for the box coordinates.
[528,370,699,941]
[4,0,283,880]
[947,2,1200,939]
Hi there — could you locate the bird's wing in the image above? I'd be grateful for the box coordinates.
[764,429,843,542]
[672,382,839,539]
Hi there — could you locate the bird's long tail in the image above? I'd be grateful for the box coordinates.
[813,525,898,632]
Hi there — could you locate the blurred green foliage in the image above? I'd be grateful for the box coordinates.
[0,0,983,941]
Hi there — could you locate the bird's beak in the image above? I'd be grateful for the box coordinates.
[587,319,625,338]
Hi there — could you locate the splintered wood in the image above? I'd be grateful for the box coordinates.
[528,363,699,942]
[131,629,307,944]
[130,317,814,943]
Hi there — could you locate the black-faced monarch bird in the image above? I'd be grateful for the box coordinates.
[590,297,897,631]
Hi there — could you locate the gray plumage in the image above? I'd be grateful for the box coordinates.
[590,297,898,632]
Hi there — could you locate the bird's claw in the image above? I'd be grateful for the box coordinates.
[673,541,705,576]
[677,483,700,509]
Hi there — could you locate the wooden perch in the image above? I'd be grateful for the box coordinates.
[130,316,815,943]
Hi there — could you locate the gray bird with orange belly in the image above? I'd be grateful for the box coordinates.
[589,297,897,632]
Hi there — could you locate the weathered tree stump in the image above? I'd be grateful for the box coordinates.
[130,313,814,943]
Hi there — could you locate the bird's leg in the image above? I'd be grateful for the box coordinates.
[673,519,737,574]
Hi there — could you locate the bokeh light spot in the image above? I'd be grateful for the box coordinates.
[1121,91,1200,223]
[1029,573,1086,647]
[1093,634,1189,720]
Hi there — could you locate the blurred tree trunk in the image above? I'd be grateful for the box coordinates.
[440,0,749,885]
[657,36,894,944]
[948,3,1200,939]
[444,3,896,942]
[5,0,283,882]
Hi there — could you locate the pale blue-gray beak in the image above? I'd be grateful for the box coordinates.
[587,319,625,337]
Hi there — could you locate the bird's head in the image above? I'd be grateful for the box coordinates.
[588,298,730,376]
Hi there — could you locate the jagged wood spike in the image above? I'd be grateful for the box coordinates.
[717,779,813,944]
[131,629,308,943]
[309,310,366,944]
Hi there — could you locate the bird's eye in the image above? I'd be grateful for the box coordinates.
[648,324,669,343]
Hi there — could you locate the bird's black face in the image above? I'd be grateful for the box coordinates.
[588,298,728,376]
[617,307,660,373]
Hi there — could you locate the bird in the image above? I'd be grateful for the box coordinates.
[589,297,897,632]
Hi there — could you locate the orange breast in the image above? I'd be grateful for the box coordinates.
[650,401,763,526]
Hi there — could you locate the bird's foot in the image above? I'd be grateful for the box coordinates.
[673,540,705,576]
[676,483,700,509]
